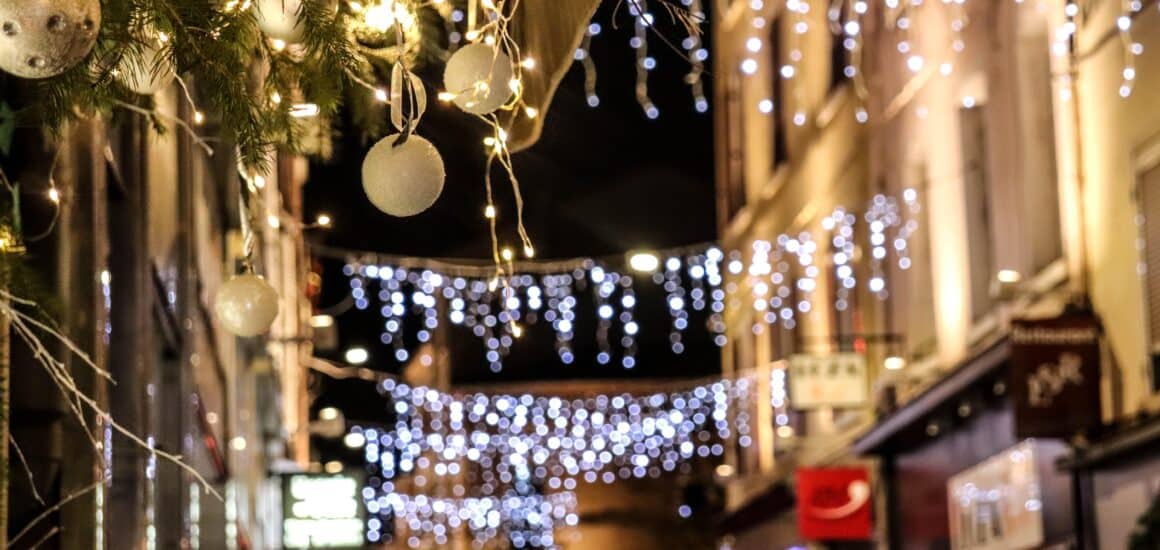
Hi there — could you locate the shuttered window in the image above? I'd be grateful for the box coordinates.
[1139,164,1160,355]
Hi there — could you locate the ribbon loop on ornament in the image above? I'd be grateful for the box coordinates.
[390,63,426,146]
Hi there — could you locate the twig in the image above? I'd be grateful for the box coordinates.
[0,293,112,381]
[9,434,44,506]
[624,0,699,65]
[113,101,215,157]
[0,295,221,500]
[8,478,103,547]
[25,526,58,550]
[308,357,386,382]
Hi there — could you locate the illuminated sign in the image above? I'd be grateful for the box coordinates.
[788,353,868,409]
[282,473,366,549]
[795,466,873,540]
[947,440,1043,550]
[1010,312,1101,438]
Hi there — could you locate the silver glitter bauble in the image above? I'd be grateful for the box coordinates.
[0,0,101,79]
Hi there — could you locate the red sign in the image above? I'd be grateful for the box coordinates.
[796,467,873,541]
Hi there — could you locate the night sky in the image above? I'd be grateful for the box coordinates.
[305,2,718,426]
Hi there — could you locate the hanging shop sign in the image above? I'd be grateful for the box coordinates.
[947,440,1043,550]
[788,353,868,409]
[1010,312,1101,438]
[795,466,873,541]
[282,472,367,550]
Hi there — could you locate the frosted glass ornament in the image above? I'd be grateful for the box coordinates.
[0,0,101,79]
[254,0,304,43]
[215,273,280,337]
[443,43,513,115]
[361,134,445,217]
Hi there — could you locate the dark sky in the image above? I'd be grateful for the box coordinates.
[306,1,718,424]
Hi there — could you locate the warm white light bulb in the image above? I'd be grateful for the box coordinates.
[344,347,369,365]
[629,252,660,273]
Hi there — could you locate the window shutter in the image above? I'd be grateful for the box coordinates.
[1140,165,1160,349]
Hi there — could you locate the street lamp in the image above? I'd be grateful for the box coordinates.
[628,251,659,273]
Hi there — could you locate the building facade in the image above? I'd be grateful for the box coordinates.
[1,78,313,548]
[713,0,1160,547]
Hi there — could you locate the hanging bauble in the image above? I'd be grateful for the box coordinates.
[0,0,101,79]
[214,273,280,337]
[361,135,445,217]
[349,0,421,64]
[254,0,304,43]
[116,40,175,95]
[443,43,514,115]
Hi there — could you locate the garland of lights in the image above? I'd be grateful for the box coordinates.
[328,190,919,371]
[364,491,578,548]
[736,0,1157,126]
[350,373,760,546]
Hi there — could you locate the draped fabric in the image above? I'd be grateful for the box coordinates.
[505,0,602,152]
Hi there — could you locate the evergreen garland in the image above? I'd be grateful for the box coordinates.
[7,0,447,172]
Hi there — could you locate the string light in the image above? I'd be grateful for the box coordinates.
[1118,0,1142,98]
[361,375,756,490]
[578,23,601,107]
[687,0,709,112]
[332,188,919,371]
[632,0,660,119]
[362,491,578,549]
[352,368,800,547]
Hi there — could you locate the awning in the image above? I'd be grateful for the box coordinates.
[1057,416,1160,471]
[851,337,1011,455]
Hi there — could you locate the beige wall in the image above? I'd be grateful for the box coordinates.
[1074,2,1160,419]
[710,0,1158,542]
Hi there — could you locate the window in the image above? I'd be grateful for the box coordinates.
[1137,163,1160,390]
[1013,21,1063,274]
[722,72,747,220]
[828,27,846,95]
[960,105,996,321]
[887,173,938,360]
[769,19,788,168]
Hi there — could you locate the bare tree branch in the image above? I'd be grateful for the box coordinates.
[8,434,43,506]
[8,479,103,548]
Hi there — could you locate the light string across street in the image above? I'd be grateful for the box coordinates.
[319,190,920,372]
[350,371,765,547]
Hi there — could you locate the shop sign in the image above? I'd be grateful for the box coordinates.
[788,353,868,409]
[1010,312,1101,438]
[282,473,366,549]
[947,440,1043,550]
[795,466,873,541]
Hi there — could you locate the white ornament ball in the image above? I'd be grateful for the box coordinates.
[117,42,175,95]
[361,135,445,217]
[443,43,514,115]
[214,273,280,337]
[254,0,304,43]
[0,0,101,79]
